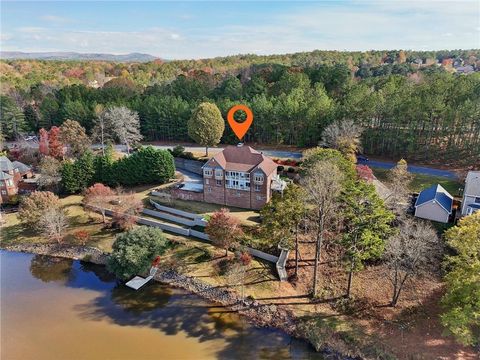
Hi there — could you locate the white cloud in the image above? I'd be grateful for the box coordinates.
[2,1,479,58]
[40,15,71,24]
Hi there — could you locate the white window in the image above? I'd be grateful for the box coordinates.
[205,179,209,185]
[203,168,213,177]
[6,180,13,187]
[1,190,6,195]
[253,173,264,183]
[216,179,222,186]
[215,169,223,178]
[207,187,212,193]
[256,195,263,201]
[254,184,261,192]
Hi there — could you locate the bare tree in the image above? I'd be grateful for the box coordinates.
[320,119,363,162]
[101,106,142,154]
[301,160,345,297]
[37,156,62,192]
[38,207,69,243]
[385,159,413,214]
[384,218,441,306]
[92,105,113,156]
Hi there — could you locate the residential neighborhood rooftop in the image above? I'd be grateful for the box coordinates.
[415,183,453,213]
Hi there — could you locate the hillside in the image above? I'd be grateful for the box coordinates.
[0,51,158,62]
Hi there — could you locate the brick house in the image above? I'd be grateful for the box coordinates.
[0,156,34,204]
[201,144,279,209]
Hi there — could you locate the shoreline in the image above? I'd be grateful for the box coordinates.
[0,243,361,360]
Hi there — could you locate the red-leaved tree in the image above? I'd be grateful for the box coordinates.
[83,183,115,224]
[39,128,49,156]
[205,208,243,256]
[356,164,375,182]
[48,126,64,159]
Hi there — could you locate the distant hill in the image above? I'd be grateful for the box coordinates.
[0,51,158,62]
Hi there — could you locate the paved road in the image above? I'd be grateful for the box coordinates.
[7,141,458,179]
[357,159,458,179]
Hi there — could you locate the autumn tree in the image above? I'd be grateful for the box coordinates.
[260,184,305,277]
[386,159,413,213]
[92,105,112,156]
[111,190,143,230]
[205,208,243,256]
[18,191,62,230]
[38,207,69,243]
[48,126,64,159]
[188,102,225,156]
[441,212,480,346]
[59,119,90,158]
[320,119,363,163]
[302,160,345,296]
[39,128,49,156]
[341,180,394,298]
[384,218,440,306]
[37,156,62,192]
[101,106,142,154]
[83,183,115,224]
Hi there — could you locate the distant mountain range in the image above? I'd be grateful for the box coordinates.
[0,51,159,62]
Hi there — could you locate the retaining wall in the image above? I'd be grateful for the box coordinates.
[174,158,205,175]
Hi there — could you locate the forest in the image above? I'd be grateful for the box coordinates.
[1,49,479,163]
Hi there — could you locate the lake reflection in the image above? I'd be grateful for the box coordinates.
[1,251,324,360]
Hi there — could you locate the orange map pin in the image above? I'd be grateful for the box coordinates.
[227,104,253,140]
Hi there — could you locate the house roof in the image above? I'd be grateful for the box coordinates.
[0,171,13,180]
[464,171,480,196]
[0,156,14,172]
[204,145,277,175]
[12,161,31,174]
[415,184,453,213]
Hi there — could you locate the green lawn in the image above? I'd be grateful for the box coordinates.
[149,195,261,226]
[0,195,119,252]
[371,167,462,197]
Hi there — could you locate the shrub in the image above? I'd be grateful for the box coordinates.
[277,165,284,172]
[287,167,295,173]
[170,145,185,157]
[107,226,171,279]
[74,230,91,245]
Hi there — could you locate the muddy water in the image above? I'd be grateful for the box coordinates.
[0,251,323,360]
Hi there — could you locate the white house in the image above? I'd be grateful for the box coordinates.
[461,171,480,216]
[414,184,453,223]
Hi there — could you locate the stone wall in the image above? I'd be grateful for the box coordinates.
[171,188,204,202]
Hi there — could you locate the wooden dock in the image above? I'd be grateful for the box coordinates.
[125,267,158,290]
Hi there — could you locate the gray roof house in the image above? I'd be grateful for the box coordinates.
[461,171,480,216]
[414,184,453,223]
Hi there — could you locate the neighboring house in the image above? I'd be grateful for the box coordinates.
[455,65,475,75]
[461,171,480,216]
[201,144,280,209]
[0,156,34,204]
[414,184,453,223]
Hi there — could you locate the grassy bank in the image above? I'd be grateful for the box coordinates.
[371,167,462,196]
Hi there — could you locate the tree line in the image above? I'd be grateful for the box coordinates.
[1,61,479,163]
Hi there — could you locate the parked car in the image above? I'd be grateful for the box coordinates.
[356,154,369,162]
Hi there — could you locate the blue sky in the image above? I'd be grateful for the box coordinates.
[1,1,479,59]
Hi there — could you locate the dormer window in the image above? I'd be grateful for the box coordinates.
[215,169,223,179]
[204,168,213,177]
[253,173,264,184]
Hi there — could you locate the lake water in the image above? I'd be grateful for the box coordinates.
[0,251,323,360]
